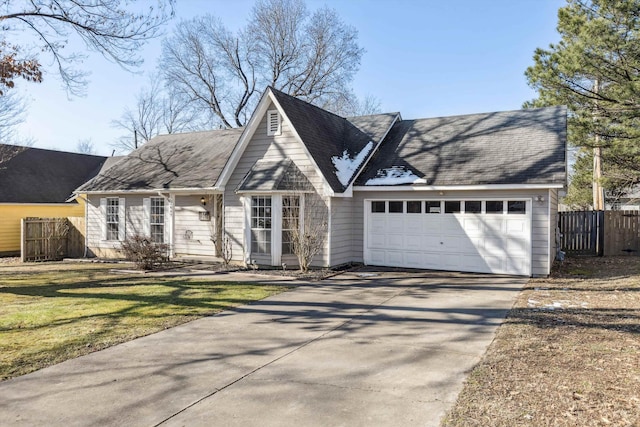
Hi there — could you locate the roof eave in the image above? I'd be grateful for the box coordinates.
[353,183,566,192]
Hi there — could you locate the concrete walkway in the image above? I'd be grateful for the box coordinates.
[0,269,526,426]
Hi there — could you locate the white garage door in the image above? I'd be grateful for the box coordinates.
[364,199,532,276]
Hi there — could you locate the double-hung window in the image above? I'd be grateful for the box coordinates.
[251,196,272,254]
[105,198,120,240]
[150,197,165,243]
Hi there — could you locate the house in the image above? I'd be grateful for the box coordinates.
[76,87,567,276]
[0,144,113,256]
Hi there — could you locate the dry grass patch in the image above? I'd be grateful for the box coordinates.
[443,256,640,427]
[0,261,289,380]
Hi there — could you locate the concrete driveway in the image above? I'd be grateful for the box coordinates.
[0,269,526,426]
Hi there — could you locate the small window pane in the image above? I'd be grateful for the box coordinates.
[388,201,403,213]
[406,201,422,213]
[508,200,526,214]
[465,201,481,213]
[444,201,461,213]
[371,201,385,213]
[486,201,504,213]
[426,201,441,214]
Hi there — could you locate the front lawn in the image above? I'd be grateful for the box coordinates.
[443,256,640,426]
[0,262,289,380]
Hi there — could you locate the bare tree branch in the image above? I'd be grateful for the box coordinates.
[0,0,175,96]
[160,0,363,127]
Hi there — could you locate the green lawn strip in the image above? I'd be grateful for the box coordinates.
[0,263,290,380]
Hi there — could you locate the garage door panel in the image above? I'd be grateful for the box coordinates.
[506,218,527,234]
[461,254,490,274]
[406,235,423,250]
[385,251,404,265]
[370,217,386,233]
[405,217,423,234]
[405,251,424,268]
[387,217,404,233]
[462,217,483,236]
[368,233,386,249]
[387,234,404,249]
[365,200,531,276]
[368,249,386,265]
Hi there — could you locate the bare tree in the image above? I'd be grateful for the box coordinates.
[0,0,174,96]
[0,90,28,142]
[160,0,363,127]
[288,192,328,272]
[76,138,95,154]
[112,75,203,152]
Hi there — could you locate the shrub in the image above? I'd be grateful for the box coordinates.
[121,235,169,270]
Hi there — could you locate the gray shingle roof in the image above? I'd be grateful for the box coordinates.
[237,158,313,192]
[356,106,567,186]
[76,129,243,192]
[269,88,389,192]
[0,144,107,203]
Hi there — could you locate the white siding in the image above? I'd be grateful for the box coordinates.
[86,194,149,258]
[352,189,554,276]
[224,102,329,267]
[173,195,216,257]
[330,196,354,266]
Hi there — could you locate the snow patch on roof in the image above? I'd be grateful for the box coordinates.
[332,141,374,187]
[365,166,427,186]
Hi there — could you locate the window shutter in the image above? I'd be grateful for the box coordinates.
[143,198,151,237]
[118,198,126,241]
[266,110,281,136]
[100,198,107,240]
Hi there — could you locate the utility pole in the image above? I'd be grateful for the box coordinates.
[134,129,139,149]
[593,79,605,210]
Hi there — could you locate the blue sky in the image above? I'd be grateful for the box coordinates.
[14,0,565,155]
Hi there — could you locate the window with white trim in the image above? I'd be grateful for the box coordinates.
[150,197,165,243]
[266,110,281,136]
[251,196,272,254]
[282,196,300,255]
[105,198,120,241]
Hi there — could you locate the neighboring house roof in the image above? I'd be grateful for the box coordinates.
[76,129,243,192]
[356,106,567,186]
[269,87,393,192]
[0,144,108,203]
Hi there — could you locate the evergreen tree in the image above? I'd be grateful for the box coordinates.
[525,0,640,208]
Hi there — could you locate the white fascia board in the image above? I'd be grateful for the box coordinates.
[332,186,353,197]
[267,91,335,197]
[353,183,565,192]
[346,113,401,192]
[235,189,314,195]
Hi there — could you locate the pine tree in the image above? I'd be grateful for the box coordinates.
[525,0,640,208]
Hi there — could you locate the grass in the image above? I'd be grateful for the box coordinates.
[0,262,290,380]
[443,256,640,426]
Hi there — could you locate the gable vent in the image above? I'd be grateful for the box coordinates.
[267,110,281,136]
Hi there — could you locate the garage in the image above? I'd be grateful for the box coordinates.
[364,199,532,276]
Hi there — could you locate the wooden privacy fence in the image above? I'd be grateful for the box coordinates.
[558,210,604,256]
[21,217,85,262]
[559,210,640,256]
[604,210,640,256]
